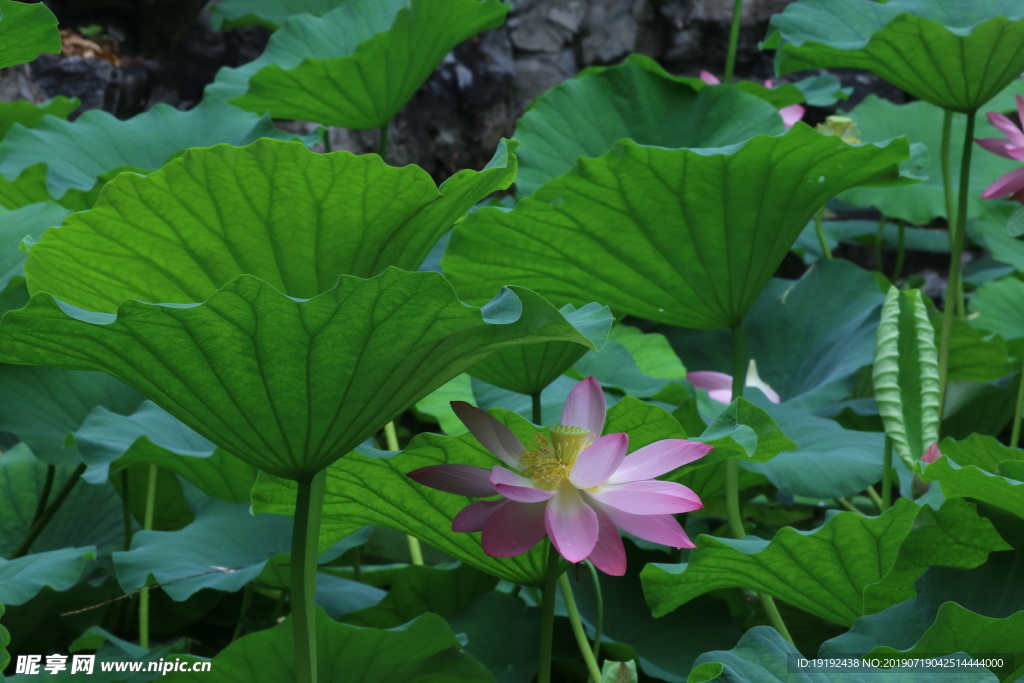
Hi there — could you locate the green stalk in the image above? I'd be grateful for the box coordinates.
[835,497,861,514]
[352,546,362,583]
[1011,357,1024,449]
[232,584,253,642]
[584,561,604,662]
[379,123,390,163]
[723,0,744,83]
[385,420,423,565]
[940,111,967,318]
[531,392,543,425]
[13,463,86,559]
[815,206,833,260]
[882,437,893,510]
[728,326,793,644]
[32,464,55,526]
[559,574,603,683]
[938,110,977,410]
[874,213,886,272]
[323,129,332,154]
[865,485,884,511]
[121,469,133,551]
[291,468,327,683]
[538,546,561,683]
[892,220,906,281]
[139,464,158,649]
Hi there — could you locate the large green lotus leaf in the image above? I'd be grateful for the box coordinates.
[513,54,785,197]
[0,0,60,70]
[643,498,942,626]
[0,270,598,480]
[941,377,1022,442]
[0,546,96,606]
[0,101,313,199]
[0,444,125,557]
[764,0,1024,113]
[341,563,496,629]
[0,96,77,141]
[223,0,508,129]
[74,401,256,504]
[574,323,690,400]
[467,303,612,396]
[968,276,1024,341]
[920,434,1024,519]
[166,610,492,683]
[209,0,347,29]
[443,126,911,330]
[658,259,885,409]
[0,364,143,466]
[838,90,1024,225]
[691,626,997,683]
[24,138,518,312]
[113,499,292,600]
[446,592,540,683]
[822,552,1024,681]
[939,315,1013,384]
[971,203,1024,273]
[861,498,1012,614]
[0,201,70,291]
[739,403,887,499]
[0,162,50,210]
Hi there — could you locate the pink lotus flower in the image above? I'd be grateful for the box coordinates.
[699,71,805,129]
[976,94,1024,202]
[687,359,781,403]
[408,377,711,575]
[920,442,942,464]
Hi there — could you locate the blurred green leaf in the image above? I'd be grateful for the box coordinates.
[0,0,61,70]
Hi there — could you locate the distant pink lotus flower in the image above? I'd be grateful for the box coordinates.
[687,359,781,403]
[408,377,711,575]
[976,94,1024,202]
[912,442,943,496]
[920,442,942,464]
[699,71,805,129]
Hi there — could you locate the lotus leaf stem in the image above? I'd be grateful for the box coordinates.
[538,545,561,683]
[728,325,793,644]
[1012,357,1024,449]
[865,485,884,511]
[560,573,603,683]
[13,463,86,559]
[939,110,977,410]
[874,214,885,271]
[892,220,906,281]
[139,463,159,649]
[532,392,543,425]
[291,468,327,683]
[32,464,55,526]
[816,206,832,260]
[385,420,424,565]
[379,123,390,163]
[724,0,743,83]
[882,437,893,510]
[584,560,604,662]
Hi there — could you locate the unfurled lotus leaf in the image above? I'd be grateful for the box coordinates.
[0,101,315,200]
[0,0,61,70]
[24,138,518,312]
[219,0,508,129]
[765,0,1024,113]
[0,270,602,480]
[444,125,912,330]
